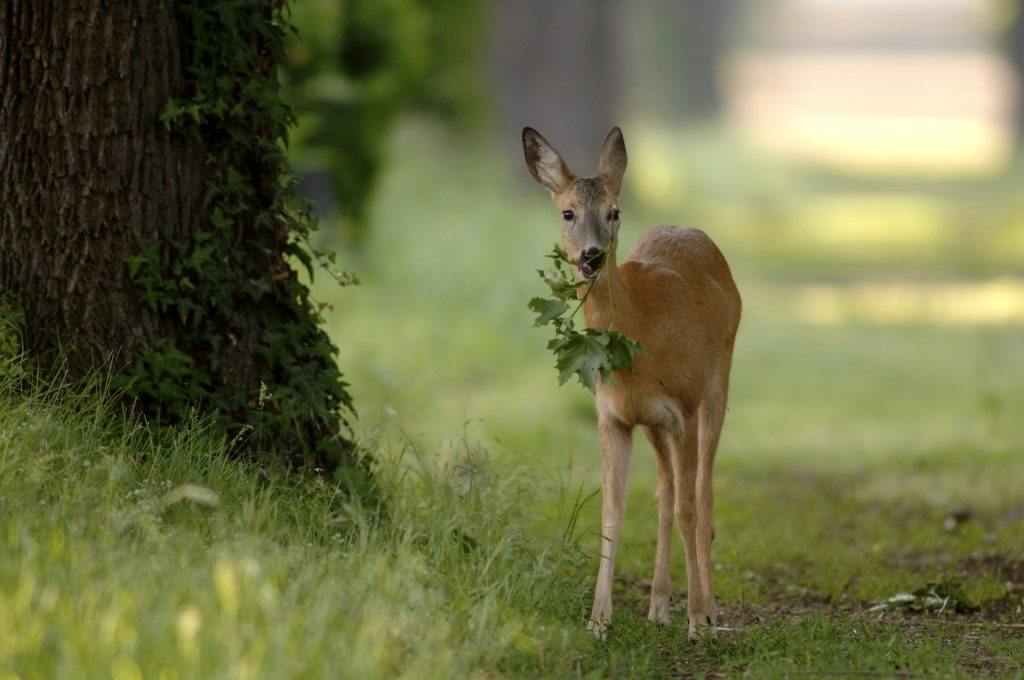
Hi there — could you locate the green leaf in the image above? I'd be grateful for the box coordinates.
[528,297,569,327]
[159,99,183,129]
[538,245,582,300]
[605,330,644,372]
[539,269,581,301]
[546,243,572,266]
[552,330,611,391]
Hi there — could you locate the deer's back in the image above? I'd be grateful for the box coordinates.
[625,226,740,318]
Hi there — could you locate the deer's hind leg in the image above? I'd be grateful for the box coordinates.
[672,411,713,638]
[693,395,725,630]
[694,371,732,630]
[642,425,675,625]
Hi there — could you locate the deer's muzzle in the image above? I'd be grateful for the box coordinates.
[580,248,606,280]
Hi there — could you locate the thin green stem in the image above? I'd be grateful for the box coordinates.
[569,279,596,320]
[605,265,616,330]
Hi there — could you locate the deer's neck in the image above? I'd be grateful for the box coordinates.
[581,246,630,332]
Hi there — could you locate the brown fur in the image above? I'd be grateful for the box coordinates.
[522,127,741,639]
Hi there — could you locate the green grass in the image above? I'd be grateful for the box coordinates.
[3,119,1024,678]
[0,370,618,678]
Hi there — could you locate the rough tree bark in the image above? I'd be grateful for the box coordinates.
[0,1,361,476]
[0,0,205,373]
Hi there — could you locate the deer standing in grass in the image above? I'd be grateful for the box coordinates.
[522,127,741,639]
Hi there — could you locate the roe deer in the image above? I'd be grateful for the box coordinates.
[522,127,741,639]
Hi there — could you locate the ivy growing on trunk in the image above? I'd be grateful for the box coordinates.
[118,1,367,490]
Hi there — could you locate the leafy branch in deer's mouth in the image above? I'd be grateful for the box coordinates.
[528,245,643,392]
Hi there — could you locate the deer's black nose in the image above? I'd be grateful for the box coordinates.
[579,248,605,279]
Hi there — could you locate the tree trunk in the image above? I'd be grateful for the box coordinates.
[1,2,362,477]
[0,0,205,373]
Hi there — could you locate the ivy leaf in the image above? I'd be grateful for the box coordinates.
[528,297,569,326]
[159,99,183,130]
[292,243,315,280]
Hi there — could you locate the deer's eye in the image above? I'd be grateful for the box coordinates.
[608,209,620,221]
[562,210,575,221]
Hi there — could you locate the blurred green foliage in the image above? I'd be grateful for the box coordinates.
[284,0,486,241]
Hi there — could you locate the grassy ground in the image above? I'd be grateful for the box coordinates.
[2,120,1023,678]
[0,363,610,678]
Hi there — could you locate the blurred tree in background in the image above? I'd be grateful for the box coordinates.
[488,0,743,167]
[284,0,486,242]
[1000,0,1024,154]
[490,0,625,167]
[628,0,740,122]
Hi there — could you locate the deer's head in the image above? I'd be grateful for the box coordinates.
[522,127,627,281]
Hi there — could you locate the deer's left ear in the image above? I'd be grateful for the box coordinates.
[596,127,627,195]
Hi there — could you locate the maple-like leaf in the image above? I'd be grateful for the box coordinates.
[550,330,610,390]
[528,297,569,326]
[539,269,581,301]
[604,330,644,372]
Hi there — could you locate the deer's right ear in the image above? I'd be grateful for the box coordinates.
[523,127,572,193]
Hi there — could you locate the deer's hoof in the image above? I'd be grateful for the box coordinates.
[647,600,671,625]
[587,617,610,641]
[687,614,716,640]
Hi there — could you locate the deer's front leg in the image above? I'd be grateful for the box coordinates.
[588,417,632,640]
[643,426,675,625]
